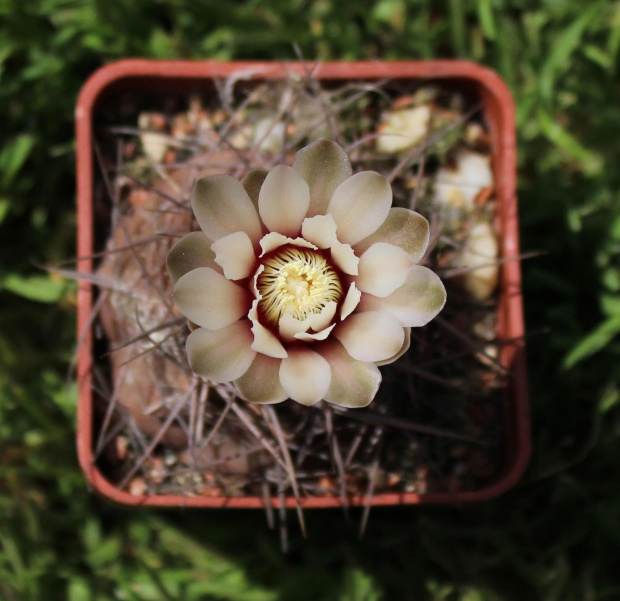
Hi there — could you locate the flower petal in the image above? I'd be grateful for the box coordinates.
[251,264,264,299]
[278,314,306,340]
[340,282,361,320]
[278,301,337,341]
[166,231,219,284]
[353,208,430,264]
[258,165,310,237]
[358,265,447,327]
[301,214,358,275]
[357,242,413,297]
[331,242,359,276]
[248,300,288,358]
[186,321,255,383]
[252,325,288,358]
[300,214,337,249]
[191,175,262,245]
[293,139,352,217]
[294,324,336,341]
[259,231,317,257]
[321,340,382,408]
[234,354,287,404]
[241,169,268,207]
[335,310,405,362]
[376,326,411,366]
[174,267,249,330]
[327,171,392,245]
[279,346,331,406]
[309,301,338,331]
[211,231,257,280]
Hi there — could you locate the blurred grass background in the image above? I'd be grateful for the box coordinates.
[2,0,620,598]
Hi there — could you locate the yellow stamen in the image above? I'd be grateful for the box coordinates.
[256,247,342,325]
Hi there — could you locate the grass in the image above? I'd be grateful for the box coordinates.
[2,0,620,599]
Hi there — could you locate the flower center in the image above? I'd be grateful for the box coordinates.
[256,246,343,325]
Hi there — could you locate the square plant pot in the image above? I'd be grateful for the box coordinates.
[76,59,530,509]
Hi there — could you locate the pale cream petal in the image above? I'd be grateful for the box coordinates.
[320,339,382,408]
[173,267,249,330]
[331,241,359,276]
[258,165,310,237]
[357,242,413,297]
[327,171,392,245]
[300,214,338,249]
[166,231,218,284]
[191,175,262,245]
[278,301,337,341]
[186,321,255,383]
[340,282,361,320]
[293,139,352,217]
[353,207,430,264]
[294,323,336,341]
[259,232,317,257]
[248,300,288,358]
[335,310,405,362]
[241,169,268,207]
[376,327,411,366]
[309,301,338,331]
[278,313,310,340]
[358,265,447,327]
[251,264,264,300]
[251,324,288,359]
[234,354,287,404]
[301,214,358,274]
[279,346,331,406]
[211,231,257,280]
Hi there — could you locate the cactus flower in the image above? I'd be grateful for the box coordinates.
[167,140,446,408]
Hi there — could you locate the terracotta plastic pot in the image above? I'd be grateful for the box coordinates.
[76,59,529,508]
